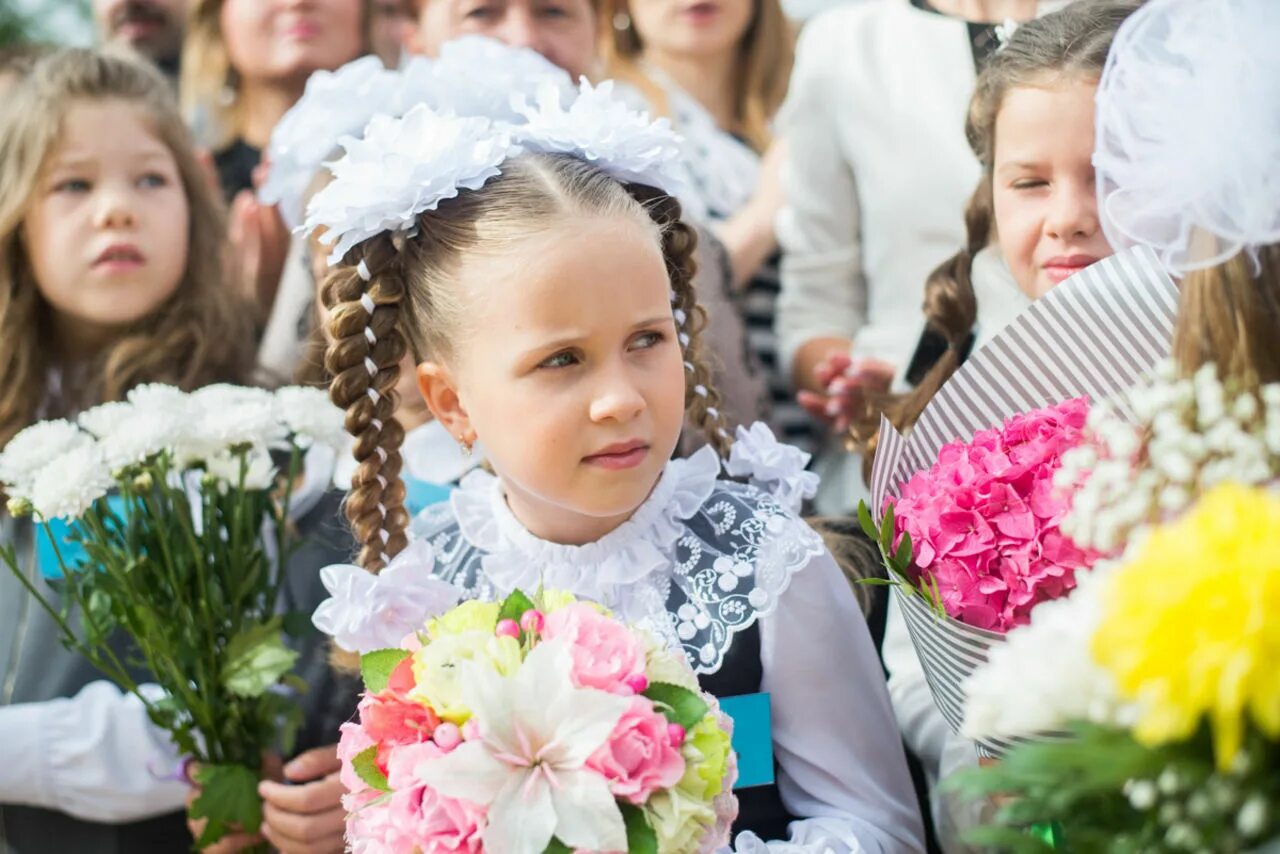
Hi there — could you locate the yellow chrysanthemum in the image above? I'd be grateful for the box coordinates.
[1092,483,1280,768]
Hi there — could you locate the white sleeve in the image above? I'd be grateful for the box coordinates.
[0,681,190,822]
[775,22,866,379]
[736,551,925,853]
[882,597,984,852]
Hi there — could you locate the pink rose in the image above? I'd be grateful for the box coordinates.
[338,720,378,794]
[385,742,487,854]
[542,603,647,693]
[587,697,686,804]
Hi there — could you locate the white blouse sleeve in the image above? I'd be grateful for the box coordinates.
[738,551,925,853]
[0,680,190,822]
[775,20,866,379]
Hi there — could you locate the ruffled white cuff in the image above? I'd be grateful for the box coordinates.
[312,539,462,653]
[723,423,820,513]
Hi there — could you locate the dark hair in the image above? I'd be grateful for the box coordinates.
[852,0,1141,477]
[321,153,731,572]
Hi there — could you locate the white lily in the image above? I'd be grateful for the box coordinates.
[415,638,631,854]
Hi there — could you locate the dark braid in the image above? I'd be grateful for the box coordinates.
[321,233,411,572]
[626,184,734,458]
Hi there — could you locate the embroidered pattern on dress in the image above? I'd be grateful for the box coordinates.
[411,476,825,675]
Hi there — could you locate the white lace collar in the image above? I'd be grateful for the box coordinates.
[450,444,722,604]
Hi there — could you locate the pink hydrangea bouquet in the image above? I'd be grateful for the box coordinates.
[870,396,1100,633]
[337,589,738,854]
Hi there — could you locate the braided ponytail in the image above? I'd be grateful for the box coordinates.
[627,184,734,458]
[322,233,411,572]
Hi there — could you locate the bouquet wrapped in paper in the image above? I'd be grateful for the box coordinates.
[0,383,348,849]
[337,588,739,854]
[862,246,1179,755]
[955,484,1280,852]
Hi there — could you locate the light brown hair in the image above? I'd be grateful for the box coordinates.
[600,0,793,154]
[0,48,253,446]
[1173,244,1280,387]
[852,0,1139,476]
[322,154,730,571]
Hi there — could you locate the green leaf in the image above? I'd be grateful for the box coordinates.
[221,621,299,698]
[281,610,315,639]
[543,839,573,854]
[352,745,390,793]
[360,648,411,695]
[856,500,878,542]
[893,530,913,569]
[498,589,537,625]
[189,763,262,846]
[879,502,896,552]
[621,803,659,854]
[643,682,710,730]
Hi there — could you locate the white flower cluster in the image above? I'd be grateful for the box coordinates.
[961,565,1136,739]
[0,384,347,521]
[1056,360,1280,554]
[301,39,684,264]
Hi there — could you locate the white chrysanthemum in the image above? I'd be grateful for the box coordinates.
[429,35,575,124]
[126,383,191,415]
[0,419,92,493]
[512,78,686,194]
[275,386,347,449]
[260,55,402,229]
[962,568,1127,739]
[204,446,277,492]
[98,409,187,472]
[305,106,516,264]
[29,444,114,520]
[77,401,136,438]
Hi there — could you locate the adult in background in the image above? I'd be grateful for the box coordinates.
[180,0,366,338]
[92,0,188,78]
[603,0,817,454]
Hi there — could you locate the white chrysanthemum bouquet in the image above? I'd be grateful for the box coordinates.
[0,383,348,850]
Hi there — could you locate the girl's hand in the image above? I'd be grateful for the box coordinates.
[227,184,288,323]
[258,745,347,854]
[796,353,895,434]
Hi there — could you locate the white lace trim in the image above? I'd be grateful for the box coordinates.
[416,440,826,674]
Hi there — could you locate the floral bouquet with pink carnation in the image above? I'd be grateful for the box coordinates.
[337,589,738,854]
[863,247,1181,755]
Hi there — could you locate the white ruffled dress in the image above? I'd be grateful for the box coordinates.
[316,426,924,853]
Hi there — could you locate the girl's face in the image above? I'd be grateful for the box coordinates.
[24,100,189,347]
[418,217,686,545]
[221,0,364,87]
[992,77,1113,299]
[628,0,754,60]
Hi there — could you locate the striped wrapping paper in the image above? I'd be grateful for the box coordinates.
[869,246,1179,757]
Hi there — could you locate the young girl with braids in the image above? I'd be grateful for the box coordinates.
[850,4,1134,850]
[310,92,924,850]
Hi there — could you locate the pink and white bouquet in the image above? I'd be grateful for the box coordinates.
[337,589,738,854]
[876,396,1099,633]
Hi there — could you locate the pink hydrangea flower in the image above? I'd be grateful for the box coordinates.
[890,397,1099,632]
[587,696,686,804]
[541,603,647,693]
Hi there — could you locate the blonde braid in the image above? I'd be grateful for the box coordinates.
[321,234,411,572]
[627,185,734,457]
